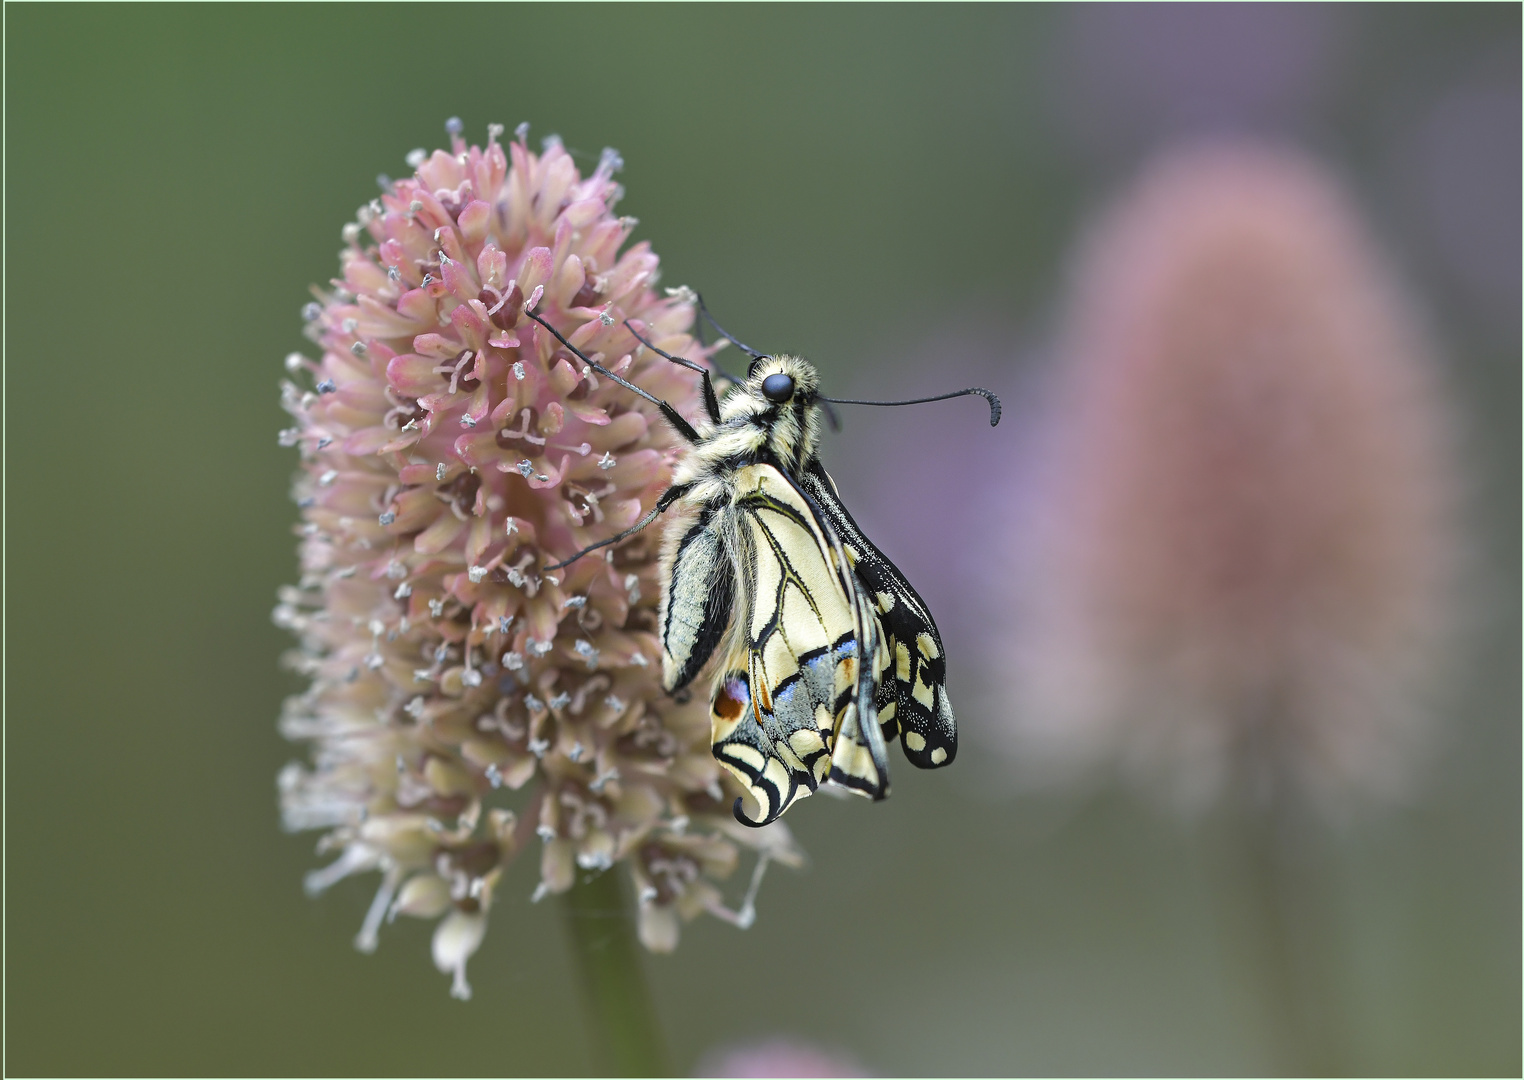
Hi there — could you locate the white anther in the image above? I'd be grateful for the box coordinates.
[406,148,427,168]
[597,452,616,470]
[512,361,526,380]
[394,582,412,599]
[285,352,307,373]
[468,566,487,584]
[319,469,338,486]
[436,463,448,481]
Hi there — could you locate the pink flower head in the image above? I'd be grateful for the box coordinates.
[696,1037,870,1078]
[998,141,1458,816]
[276,121,800,998]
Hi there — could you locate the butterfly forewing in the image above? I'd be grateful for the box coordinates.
[659,506,735,694]
[801,461,957,769]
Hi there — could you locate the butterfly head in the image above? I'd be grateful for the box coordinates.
[722,354,824,469]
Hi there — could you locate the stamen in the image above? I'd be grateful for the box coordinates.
[354,870,400,954]
[704,852,771,930]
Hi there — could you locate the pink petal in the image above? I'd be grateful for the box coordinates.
[387,354,446,396]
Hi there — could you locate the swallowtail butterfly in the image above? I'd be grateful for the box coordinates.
[527,298,999,826]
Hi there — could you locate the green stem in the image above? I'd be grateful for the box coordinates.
[560,869,669,1077]
[1215,805,1348,1076]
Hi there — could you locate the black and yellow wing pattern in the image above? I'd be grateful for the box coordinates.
[662,463,892,826]
[799,460,958,770]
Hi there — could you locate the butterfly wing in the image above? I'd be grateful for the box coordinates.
[709,463,890,826]
[800,460,957,769]
[659,503,736,695]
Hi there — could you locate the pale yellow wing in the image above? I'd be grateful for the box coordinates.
[709,464,889,826]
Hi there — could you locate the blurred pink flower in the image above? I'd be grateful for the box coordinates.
[997,141,1458,816]
[696,1037,869,1078]
[275,120,799,998]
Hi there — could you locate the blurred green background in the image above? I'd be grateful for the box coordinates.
[6,4,1518,1075]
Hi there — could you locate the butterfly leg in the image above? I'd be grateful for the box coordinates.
[624,320,723,425]
[524,308,701,443]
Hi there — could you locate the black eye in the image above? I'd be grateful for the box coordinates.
[761,373,795,404]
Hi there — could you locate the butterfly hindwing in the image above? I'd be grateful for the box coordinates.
[800,460,957,769]
[708,463,889,826]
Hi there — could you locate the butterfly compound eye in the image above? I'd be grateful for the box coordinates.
[761,372,795,403]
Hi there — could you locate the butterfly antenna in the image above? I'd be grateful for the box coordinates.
[820,387,1002,426]
[695,292,768,360]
